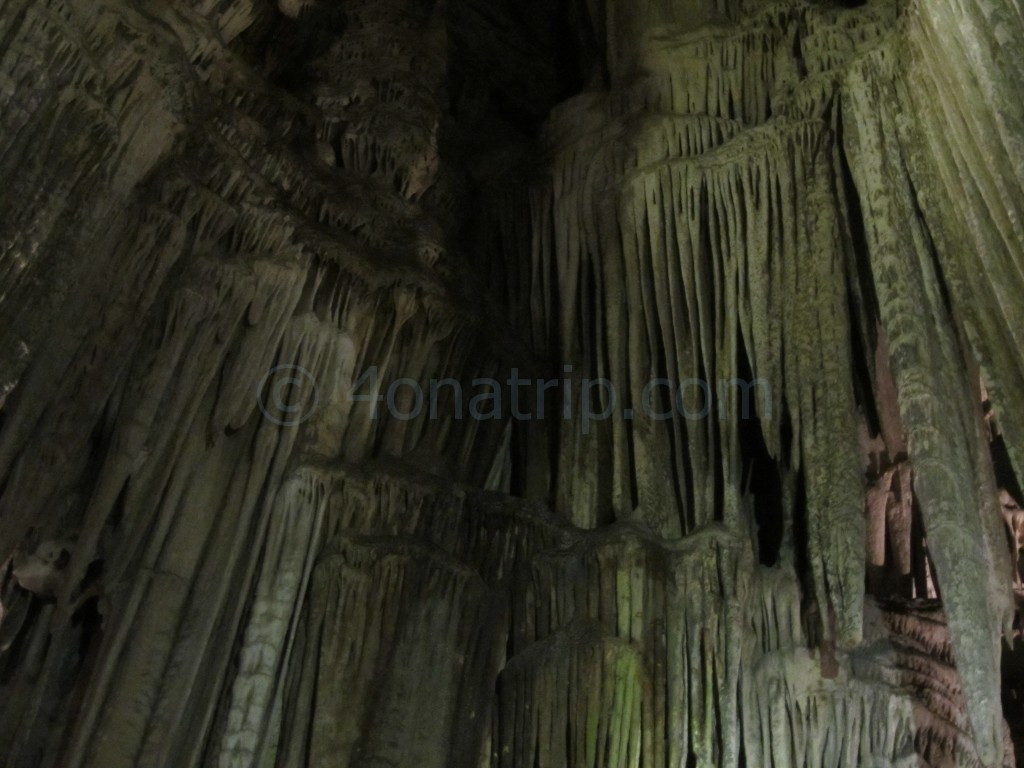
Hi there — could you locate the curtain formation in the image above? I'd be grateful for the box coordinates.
[0,0,1022,766]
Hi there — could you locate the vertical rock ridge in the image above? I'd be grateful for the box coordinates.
[0,0,1021,765]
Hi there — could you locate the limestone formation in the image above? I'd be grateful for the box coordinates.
[0,0,1022,766]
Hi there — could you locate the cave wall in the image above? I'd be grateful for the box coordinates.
[0,0,1022,766]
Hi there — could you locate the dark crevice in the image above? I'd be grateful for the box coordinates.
[735,331,784,566]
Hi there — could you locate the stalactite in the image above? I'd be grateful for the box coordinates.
[842,45,1015,765]
[1,0,1022,765]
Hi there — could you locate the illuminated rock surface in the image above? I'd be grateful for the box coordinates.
[0,0,1022,765]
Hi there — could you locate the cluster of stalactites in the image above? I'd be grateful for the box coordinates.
[483,2,901,651]
[215,465,924,768]
[0,0,511,766]
[480,0,1022,763]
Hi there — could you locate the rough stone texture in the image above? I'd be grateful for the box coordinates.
[0,0,1022,766]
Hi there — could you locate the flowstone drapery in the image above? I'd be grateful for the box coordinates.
[0,0,1022,766]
